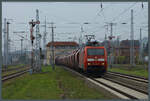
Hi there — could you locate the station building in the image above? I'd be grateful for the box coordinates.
[114,39,140,57]
[101,39,140,64]
[101,39,140,56]
[46,41,79,65]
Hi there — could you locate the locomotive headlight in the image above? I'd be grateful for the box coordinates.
[87,59,94,61]
[98,59,104,61]
[88,63,91,65]
[102,63,104,65]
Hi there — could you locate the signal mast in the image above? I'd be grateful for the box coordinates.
[29,19,40,72]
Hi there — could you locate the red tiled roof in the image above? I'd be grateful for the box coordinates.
[46,41,79,47]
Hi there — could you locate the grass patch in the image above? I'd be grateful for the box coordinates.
[2,65,115,99]
[109,64,148,78]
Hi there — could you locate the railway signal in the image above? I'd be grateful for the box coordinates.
[29,19,40,73]
[29,20,40,45]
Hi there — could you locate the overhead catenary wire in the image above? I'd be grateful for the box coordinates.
[87,3,108,33]
[111,2,138,22]
[4,2,148,49]
[119,4,148,25]
[12,3,139,43]
[83,3,138,36]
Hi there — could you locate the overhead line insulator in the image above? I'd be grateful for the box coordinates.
[142,2,144,9]
[101,2,103,9]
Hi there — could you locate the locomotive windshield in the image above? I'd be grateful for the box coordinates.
[87,48,104,56]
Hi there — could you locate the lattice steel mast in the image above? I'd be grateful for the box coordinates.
[35,9,42,72]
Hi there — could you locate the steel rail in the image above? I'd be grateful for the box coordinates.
[2,68,30,82]
[91,78,138,99]
[107,71,148,83]
[2,66,26,72]
[102,76,148,94]
[60,65,148,99]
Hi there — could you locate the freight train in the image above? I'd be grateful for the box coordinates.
[55,41,107,75]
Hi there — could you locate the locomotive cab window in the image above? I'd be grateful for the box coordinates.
[87,48,104,56]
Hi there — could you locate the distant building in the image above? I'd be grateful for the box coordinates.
[46,41,79,65]
[101,39,140,56]
[116,39,140,57]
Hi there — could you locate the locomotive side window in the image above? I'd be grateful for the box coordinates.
[87,48,104,56]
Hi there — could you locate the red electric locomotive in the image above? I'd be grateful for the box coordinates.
[78,46,107,73]
[55,41,107,75]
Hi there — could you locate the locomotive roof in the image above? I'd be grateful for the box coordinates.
[85,41,101,46]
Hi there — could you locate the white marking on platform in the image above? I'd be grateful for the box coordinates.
[95,78,148,99]
[87,78,130,99]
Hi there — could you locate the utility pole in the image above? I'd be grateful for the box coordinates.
[3,18,13,67]
[104,24,108,49]
[6,21,10,65]
[130,9,135,66]
[117,36,120,56]
[3,18,7,68]
[21,39,23,57]
[43,16,47,65]
[49,22,56,70]
[79,26,84,47]
[43,16,47,50]
[116,36,120,64]
[139,28,143,62]
[105,34,107,40]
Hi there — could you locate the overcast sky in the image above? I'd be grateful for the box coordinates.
[2,2,148,52]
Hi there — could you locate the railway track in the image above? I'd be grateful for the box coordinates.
[103,72,148,94]
[2,66,27,72]
[107,71,148,83]
[61,66,148,99]
[2,68,30,82]
[92,78,147,99]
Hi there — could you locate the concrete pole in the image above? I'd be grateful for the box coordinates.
[52,23,54,70]
[3,18,7,68]
[43,16,47,50]
[104,34,107,48]
[104,25,108,49]
[110,23,113,36]
[6,22,10,66]
[0,2,2,99]
[21,39,23,57]
[148,1,150,99]
[130,9,135,66]
[50,22,56,70]
[117,36,120,64]
[109,23,115,66]
[139,28,143,62]
[80,26,84,47]
[43,16,47,65]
